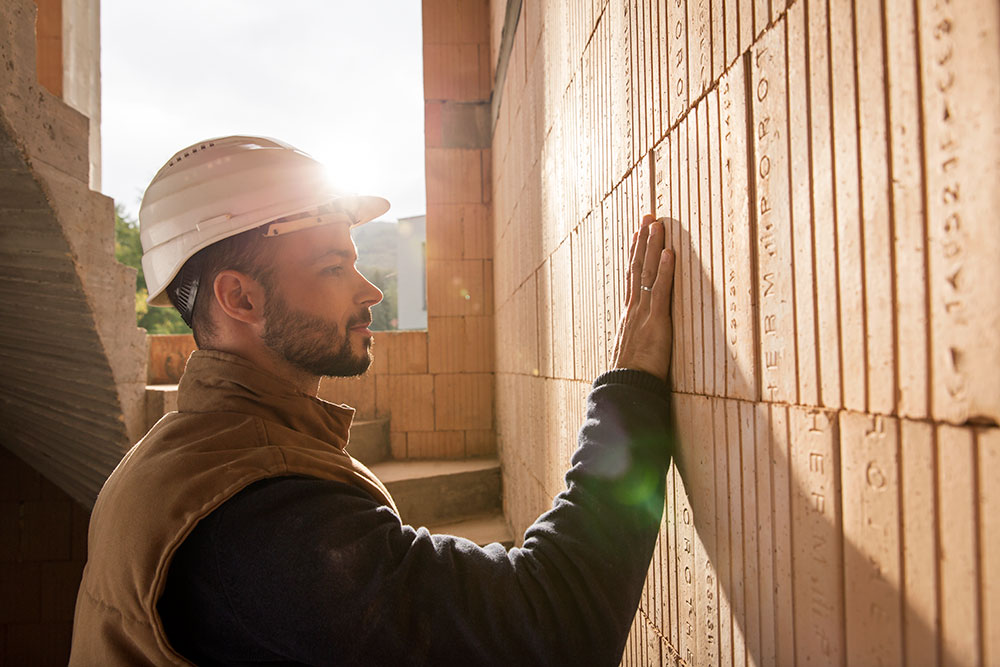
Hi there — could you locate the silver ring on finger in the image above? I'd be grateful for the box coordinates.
[640,285,652,292]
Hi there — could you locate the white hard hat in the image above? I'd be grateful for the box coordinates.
[139,135,390,307]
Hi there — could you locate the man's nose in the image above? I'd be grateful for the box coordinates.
[358,274,383,306]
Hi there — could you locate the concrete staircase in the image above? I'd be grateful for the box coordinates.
[147,391,513,548]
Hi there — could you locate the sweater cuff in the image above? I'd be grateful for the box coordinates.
[592,369,671,399]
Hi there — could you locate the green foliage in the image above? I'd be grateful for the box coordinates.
[114,205,192,334]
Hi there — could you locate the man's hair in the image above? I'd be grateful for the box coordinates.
[166,226,276,348]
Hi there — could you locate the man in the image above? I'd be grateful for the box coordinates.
[70,136,675,666]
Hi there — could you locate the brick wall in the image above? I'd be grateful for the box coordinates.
[488,0,999,665]
[0,446,88,666]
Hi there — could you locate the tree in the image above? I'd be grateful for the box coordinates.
[114,205,192,334]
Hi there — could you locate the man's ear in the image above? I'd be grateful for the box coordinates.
[213,270,266,326]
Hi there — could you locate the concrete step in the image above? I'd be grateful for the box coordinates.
[369,458,502,528]
[427,512,515,549]
[346,418,390,464]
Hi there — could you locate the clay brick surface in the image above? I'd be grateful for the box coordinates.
[719,61,757,402]
[406,430,465,459]
[751,21,796,405]
[768,404,795,667]
[708,89,727,397]
[688,107,705,396]
[841,412,903,665]
[434,373,493,431]
[426,258,487,317]
[385,331,429,375]
[806,0,843,410]
[423,0,488,45]
[900,419,938,665]
[739,401,761,664]
[830,0,866,412]
[856,0,896,416]
[790,407,844,665]
[464,429,495,457]
[425,148,484,205]
[428,315,493,374]
[480,2,1000,665]
[920,0,1000,425]
[936,424,981,664]
[886,0,928,419]
[725,399,747,666]
[666,0,689,124]
[376,374,434,431]
[711,398,733,664]
[787,2,819,408]
[981,427,1000,665]
[424,43,487,101]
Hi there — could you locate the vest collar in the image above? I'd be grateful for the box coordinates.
[176,350,355,450]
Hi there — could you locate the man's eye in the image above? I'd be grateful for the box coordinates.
[324,266,344,275]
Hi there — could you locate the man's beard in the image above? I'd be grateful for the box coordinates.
[261,290,372,378]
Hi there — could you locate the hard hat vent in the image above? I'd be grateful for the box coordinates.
[166,142,216,169]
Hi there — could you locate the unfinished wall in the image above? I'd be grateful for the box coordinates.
[490,0,999,664]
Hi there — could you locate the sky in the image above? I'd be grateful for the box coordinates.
[101,1,426,222]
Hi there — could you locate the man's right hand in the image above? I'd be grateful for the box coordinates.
[610,214,675,382]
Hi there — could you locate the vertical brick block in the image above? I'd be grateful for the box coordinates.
[725,399,747,667]
[697,99,715,397]
[688,396,719,667]
[739,402,761,664]
[672,395,696,664]
[830,0,866,412]
[708,89,727,397]
[936,424,980,665]
[434,373,493,431]
[789,406,845,666]
[719,61,757,402]
[920,0,1000,425]
[550,239,575,379]
[768,403,794,667]
[711,0,725,81]
[856,0,896,416]
[666,0,689,123]
[841,412,903,666]
[689,0,712,98]
[711,397,733,665]
[751,20,796,405]
[980,427,1000,666]
[885,0,928,419]
[807,0,842,410]
[899,419,938,665]
[787,3,820,408]
[687,109,706,396]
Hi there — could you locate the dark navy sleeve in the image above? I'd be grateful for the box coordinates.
[158,370,672,666]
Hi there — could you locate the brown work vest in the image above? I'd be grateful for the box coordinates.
[69,350,396,666]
